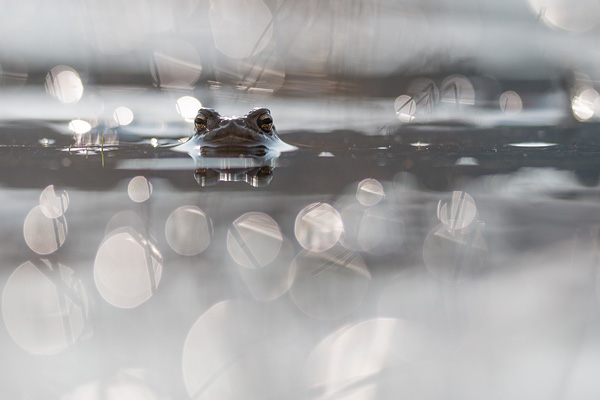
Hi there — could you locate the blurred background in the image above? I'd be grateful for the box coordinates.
[3,1,600,400]
[2,0,600,126]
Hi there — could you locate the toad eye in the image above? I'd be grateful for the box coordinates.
[258,112,273,133]
[194,113,208,131]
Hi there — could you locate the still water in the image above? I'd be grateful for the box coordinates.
[2,99,600,399]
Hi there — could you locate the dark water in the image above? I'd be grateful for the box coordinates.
[2,119,600,399]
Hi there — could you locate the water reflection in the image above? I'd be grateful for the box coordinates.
[2,260,88,355]
[194,160,276,188]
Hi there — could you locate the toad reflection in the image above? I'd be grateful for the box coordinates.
[176,107,296,187]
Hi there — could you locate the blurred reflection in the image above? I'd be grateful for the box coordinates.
[79,0,151,55]
[294,202,344,252]
[2,260,88,355]
[61,369,163,400]
[304,318,434,398]
[194,158,276,187]
[289,246,370,319]
[45,65,84,104]
[236,238,295,302]
[378,268,446,331]
[151,39,202,89]
[176,96,202,122]
[209,0,272,59]
[67,126,119,152]
[408,78,439,111]
[423,225,487,282]
[571,87,599,121]
[492,167,579,196]
[356,178,385,207]
[68,119,92,134]
[508,142,557,148]
[113,106,134,126]
[394,95,416,122]
[0,57,28,90]
[127,176,152,203]
[165,206,211,256]
[499,91,523,115]
[215,52,286,94]
[341,203,405,255]
[105,210,146,236]
[528,0,600,32]
[39,185,69,218]
[23,205,67,255]
[455,157,479,166]
[182,300,293,398]
[94,228,162,308]
[424,192,486,281]
[227,212,282,269]
[437,191,478,233]
[410,141,430,148]
[440,75,475,106]
[0,0,39,33]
